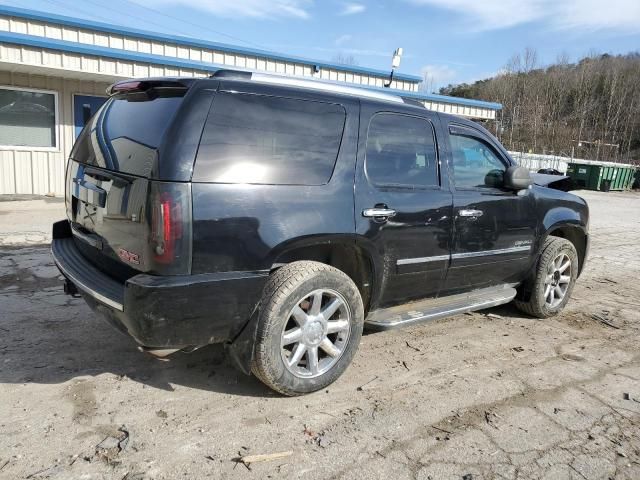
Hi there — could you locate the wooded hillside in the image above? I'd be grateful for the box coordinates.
[440,49,640,163]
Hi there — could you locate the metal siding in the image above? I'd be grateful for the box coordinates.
[32,151,49,194]
[138,39,152,54]
[14,151,32,194]
[0,151,16,194]
[110,35,124,50]
[0,13,423,91]
[1,6,426,82]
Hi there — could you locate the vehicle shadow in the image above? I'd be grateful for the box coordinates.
[1,244,536,397]
[0,291,537,397]
[0,298,275,398]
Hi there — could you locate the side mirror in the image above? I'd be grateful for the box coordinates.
[503,165,533,191]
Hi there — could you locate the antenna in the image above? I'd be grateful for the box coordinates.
[384,47,403,88]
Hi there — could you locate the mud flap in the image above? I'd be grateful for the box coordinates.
[225,309,260,376]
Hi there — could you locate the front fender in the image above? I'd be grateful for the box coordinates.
[540,208,589,277]
[542,206,587,235]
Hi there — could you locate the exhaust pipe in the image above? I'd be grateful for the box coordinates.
[138,346,181,359]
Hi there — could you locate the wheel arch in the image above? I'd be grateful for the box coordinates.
[269,237,377,314]
[543,224,588,277]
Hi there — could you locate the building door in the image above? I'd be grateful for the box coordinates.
[73,95,107,138]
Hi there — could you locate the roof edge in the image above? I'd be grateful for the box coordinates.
[366,85,503,110]
[0,31,502,111]
[0,5,423,83]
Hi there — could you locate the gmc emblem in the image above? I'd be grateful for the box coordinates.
[118,248,140,265]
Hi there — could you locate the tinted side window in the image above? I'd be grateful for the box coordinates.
[365,114,439,187]
[193,93,346,185]
[450,133,506,189]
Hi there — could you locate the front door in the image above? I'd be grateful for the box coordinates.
[355,108,453,308]
[73,94,107,139]
[442,123,537,294]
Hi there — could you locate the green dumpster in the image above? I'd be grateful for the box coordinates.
[566,162,638,191]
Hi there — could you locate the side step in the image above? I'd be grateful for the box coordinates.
[365,285,517,331]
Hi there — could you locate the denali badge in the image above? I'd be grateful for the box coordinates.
[118,248,140,265]
[514,240,532,247]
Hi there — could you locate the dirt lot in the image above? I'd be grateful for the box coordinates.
[0,190,639,480]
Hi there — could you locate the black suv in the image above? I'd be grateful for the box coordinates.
[52,71,589,395]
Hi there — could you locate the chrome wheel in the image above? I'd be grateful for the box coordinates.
[280,289,351,378]
[543,253,572,308]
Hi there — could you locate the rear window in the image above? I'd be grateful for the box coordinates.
[70,93,184,177]
[193,93,346,185]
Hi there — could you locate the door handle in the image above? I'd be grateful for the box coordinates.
[458,209,483,218]
[362,208,397,218]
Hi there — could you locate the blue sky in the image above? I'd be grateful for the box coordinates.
[6,0,640,91]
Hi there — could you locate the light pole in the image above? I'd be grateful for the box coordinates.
[384,48,403,88]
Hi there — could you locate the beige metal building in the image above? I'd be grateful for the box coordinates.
[0,5,502,196]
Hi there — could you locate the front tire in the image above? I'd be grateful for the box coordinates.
[252,261,364,396]
[514,237,578,318]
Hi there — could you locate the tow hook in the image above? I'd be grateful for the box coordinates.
[63,279,81,297]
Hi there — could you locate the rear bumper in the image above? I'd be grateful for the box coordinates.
[51,220,269,349]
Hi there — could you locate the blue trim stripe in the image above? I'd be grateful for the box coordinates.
[0,30,225,74]
[0,5,422,83]
[370,85,503,110]
[0,31,502,111]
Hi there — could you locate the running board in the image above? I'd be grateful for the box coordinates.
[365,285,517,331]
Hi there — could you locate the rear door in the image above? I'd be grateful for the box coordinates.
[441,123,537,294]
[355,106,453,308]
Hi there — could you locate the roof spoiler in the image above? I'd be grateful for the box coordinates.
[106,78,194,96]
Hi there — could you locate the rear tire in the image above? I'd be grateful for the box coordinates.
[252,261,364,396]
[514,237,578,318]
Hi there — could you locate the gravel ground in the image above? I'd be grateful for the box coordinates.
[0,190,639,480]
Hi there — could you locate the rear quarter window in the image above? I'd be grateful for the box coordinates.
[192,93,346,185]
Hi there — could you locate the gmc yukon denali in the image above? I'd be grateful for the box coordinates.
[52,70,589,395]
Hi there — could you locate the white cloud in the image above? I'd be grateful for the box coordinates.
[152,0,313,19]
[421,64,458,91]
[408,0,640,32]
[553,0,640,32]
[334,34,352,46]
[340,2,366,15]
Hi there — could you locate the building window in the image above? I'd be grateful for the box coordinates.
[0,87,57,149]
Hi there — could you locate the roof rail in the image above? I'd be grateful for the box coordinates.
[211,69,404,104]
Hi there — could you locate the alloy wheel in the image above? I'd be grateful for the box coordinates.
[280,289,351,378]
[543,253,572,308]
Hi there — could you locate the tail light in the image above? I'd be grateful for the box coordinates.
[149,182,192,274]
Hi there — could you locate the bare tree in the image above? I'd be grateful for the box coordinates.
[331,53,359,66]
[440,49,640,163]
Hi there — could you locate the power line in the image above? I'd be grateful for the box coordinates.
[94,0,263,49]
[41,0,262,50]
[41,0,130,28]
